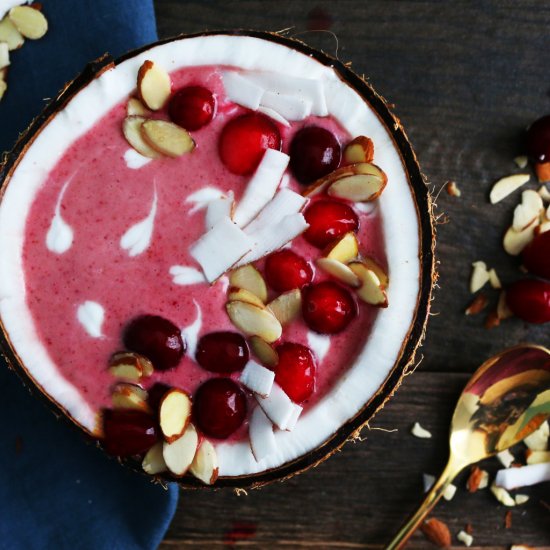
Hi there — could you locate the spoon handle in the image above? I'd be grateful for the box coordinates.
[386,456,464,550]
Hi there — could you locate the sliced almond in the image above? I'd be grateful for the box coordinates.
[190,440,219,485]
[323,232,359,263]
[490,173,530,204]
[123,116,161,159]
[537,218,550,235]
[127,97,151,117]
[503,220,538,255]
[467,466,489,492]
[523,420,549,451]
[513,189,544,231]
[141,119,194,158]
[226,300,282,343]
[137,60,171,111]
[514,155,528,169]
[142,442,167,474]
[485,310,500,329]
[227,287,265,308]
[111,383,149,411]
[497,291,514,320]
[229,265,267,303]
[526,450,550,465]
[538,185,550,202]
[0,16,24,50]
[490,483,516,507]
[0,42,9,70]
[0,77,6,101]
[249,336,278,368]
[348,261,388,307]
[488,268,502,289]
[535,161,550,183]
[162,423,198,477]
[267,289,302,325]
[327,165,387,202]
[465,293,488,316]
[343,136,374,164]
[108,351,154,380]
[361,256,389,288]
[9,6,47,39]
[316,257,361,287]
[159,388,192,443]
[445,180,461,197]
[411,422,432,438]
[469,261,490,293]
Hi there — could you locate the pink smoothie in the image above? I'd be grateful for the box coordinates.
[22,65,386,442]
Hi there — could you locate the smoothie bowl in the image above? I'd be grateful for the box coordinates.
[0,31,434,487]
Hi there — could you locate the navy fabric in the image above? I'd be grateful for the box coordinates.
[0,1,179,549]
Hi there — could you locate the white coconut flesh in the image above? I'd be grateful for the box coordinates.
[0,34,422,477]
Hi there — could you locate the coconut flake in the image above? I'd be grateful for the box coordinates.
[512,189,544,231]
[457,530,474,547]
[497,449,515,468]
[257,383,296,430]
[169,265,206,286]
[514,155,528,169]
[260,90,312,121]
[307,331,331,362]
[205,191,234,230]
[240,360,275,397]
[523,420,549,451]
[120,191,157,257]
[185,187,224,214]
[421,474,456,501]
[76,301,104,338]
[411,422,432,439]
[470,261,490,293]
[190,216,253,282]
[124,148,152,170]
[46,177,74,254]
[181,300,201,360]
[495,462,550,490]
[249,405,276,462]
[233,149,289,227]
[515,494,530,505]
[257,106,290,127]
[222,71,264,110]
[490,483,516,506]
[283,403,303,431]
[490,174,530,204]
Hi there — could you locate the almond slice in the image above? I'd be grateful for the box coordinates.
[111,383,149,411]
[159,388,192,443]
[514,155,529,169]
[411,422,432,438]
[465,293,488,316]
[316,258,361,287]
[142,442,167,475]
[227,287,265,309]
[323,232,359,263]
[503,220,538,255]
[240,360,275,397]
[141,119,195,158]
[348,261,388,307]
[9,6,47,39]
[189,440,219,485]
[249,336,278,368]
[127,97,151,117]
[0,15,24,50]
[249,405,276,462]
[512,189,544,231]
[538,185,550,202]
[137,60,171,111]
[469,261,490,293]
[535,162,550,183]
[122,116,161,159]
[267,289,302,325]
[445,181,461,197]
[327,169,387,202]
[0,43,9,70]
[229,265,267,303]
[226,301,282,343]
[0,76,6,101]
[162,423,198,477]
[523,420,549,451]
[361,256,389,288]
[490,173,530,204]
[490,483,516,506]
[526,450,550,465]
[108,351,154,380]
[488,268,501,289]
[343,136,374,165]
[497,291,514,320]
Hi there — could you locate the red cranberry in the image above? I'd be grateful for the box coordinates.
[275,343,316,403]
[168,86,216,131]
[522,231,550,280]
[525,114,550,163]
[303,200,359,248]
[193,378,247,439]
[264,249,313,292]
[506,279,550,324]
[196,332,249,373]
[219,113,281,175]
[123,315,185,371]
[302,281,358,334]
[102,409,158,457]
[289,126,341,184]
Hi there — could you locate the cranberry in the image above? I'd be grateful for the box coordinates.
[219,113,281,175]
[102,409,158,457]
[506,279,550,324]
[196,332,249,373]
[123,315,185,371]
[302,281,358,334]
[264,249,313,292]
[193,378,247,439]
[168,86,216,131]
[289,126,341,184]
[275,343,316,403]
[525,114,550,163]
[522,231,550,280]
[303,200,359,248]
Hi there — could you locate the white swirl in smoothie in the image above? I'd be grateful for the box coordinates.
[169,265,207,286]
[120,189,157,257]
[181,301,202,360]
[185,187,224,214]
[123,148,152,170]
[45,177,74,254]
[76,301,105,338]
[307,331,331,363]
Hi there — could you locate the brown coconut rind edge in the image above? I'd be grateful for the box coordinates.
[0,31,436,489]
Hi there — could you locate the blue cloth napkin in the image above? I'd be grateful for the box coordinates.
[0,1,179,549]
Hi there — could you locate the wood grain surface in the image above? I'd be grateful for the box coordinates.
[154,1,550,547]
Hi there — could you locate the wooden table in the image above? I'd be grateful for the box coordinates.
[154,1,550,547]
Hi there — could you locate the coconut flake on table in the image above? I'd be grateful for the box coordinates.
[249,405,276,462]
[411,422,432,438]
[76,301,105,338]
[233,148,289,227]
[205,191,234,231]
[240,360,275,398]
[495,462,550,490]
[189,216,253,282]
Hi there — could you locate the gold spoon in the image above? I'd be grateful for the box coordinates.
[387,343,550,549]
